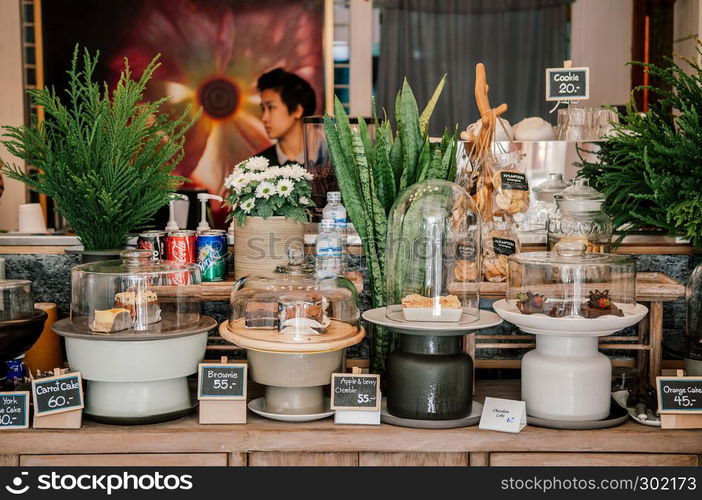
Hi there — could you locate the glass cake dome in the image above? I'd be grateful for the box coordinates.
[385,179,481,324]
[70,249,202,335]
[228,244,360,341]
[506,241,636,318]
[0,280,35,321]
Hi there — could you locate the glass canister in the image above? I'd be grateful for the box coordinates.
[522,173,570,233]
[546,178,612,252]
[684,262,702,374]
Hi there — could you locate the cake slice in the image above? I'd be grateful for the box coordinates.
[90,308,133,333]
[278,291,326,334]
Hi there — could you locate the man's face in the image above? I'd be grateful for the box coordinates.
[260,89,301,140]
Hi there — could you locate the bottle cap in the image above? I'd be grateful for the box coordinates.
[327,191,341,202]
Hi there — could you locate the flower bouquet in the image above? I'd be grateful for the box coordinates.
[225,156,316,225]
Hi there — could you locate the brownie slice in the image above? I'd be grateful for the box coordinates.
[245,300,278,328]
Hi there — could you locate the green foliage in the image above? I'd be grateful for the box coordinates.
[324,76,458,373]
[578,45,702,248]
[0,46,198,250]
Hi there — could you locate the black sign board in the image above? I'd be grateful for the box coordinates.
[546,67,589,101]
[330,373,380,411]
[0,392,29,429]
[493,237,517,256]
[198,363,247,400]
[499,172,529,191]
[657,376,702,413]
[31,373,84,416]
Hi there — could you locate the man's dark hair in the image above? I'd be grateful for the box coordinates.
[257,68,316,117]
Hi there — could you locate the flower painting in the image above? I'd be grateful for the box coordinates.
[41,0,325,227]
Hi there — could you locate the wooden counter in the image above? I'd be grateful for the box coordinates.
[1,380,699,467]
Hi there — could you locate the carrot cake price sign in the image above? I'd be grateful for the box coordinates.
[31,372,84,416]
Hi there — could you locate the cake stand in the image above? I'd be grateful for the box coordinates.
[493,299,648,422]
[219,319,365,420]
[362,308,502,427]
[53,316,216,424]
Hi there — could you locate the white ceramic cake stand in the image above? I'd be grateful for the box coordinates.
[219,319,365,421]
[493,299,648,421]
[53,316,216,424]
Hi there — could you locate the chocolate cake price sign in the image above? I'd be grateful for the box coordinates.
[31,372,84,416]
[0,392,29,429]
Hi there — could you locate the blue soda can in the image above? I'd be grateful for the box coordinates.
[197,231,226,282]
[5,359,26,384]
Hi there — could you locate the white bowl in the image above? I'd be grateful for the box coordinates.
[401,307,463,323]
[513,117,555,141]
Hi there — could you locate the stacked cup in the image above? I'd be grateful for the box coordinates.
[18,203,47,233]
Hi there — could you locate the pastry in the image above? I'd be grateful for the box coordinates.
[401,294,461,309]
[515,292,547,314]
[483,254,508,282]
[454,260,477,281]
[581,289,623,318]
[90,308,132,333]
[245,294,279,329]
[114,290,161,328]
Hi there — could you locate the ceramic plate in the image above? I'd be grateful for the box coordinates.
[248,397,334,422]
[362,308,502,335]
[492,299,648,336]
[612,390,660,427]
[381,400,483,429]
[526,403,628,430]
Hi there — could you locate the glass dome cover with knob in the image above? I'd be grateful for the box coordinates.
[70,249,202,335]
[0,280,35,321]
[227,244,361,344]
[506,241,636,319]
[385,179,481,324]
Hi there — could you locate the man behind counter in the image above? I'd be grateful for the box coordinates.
[255,68,316,166]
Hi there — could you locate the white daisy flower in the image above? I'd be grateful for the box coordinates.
[226,171,248,192]
[299,196,312,205]
[247,156,270,172]
[240,198,255,213]
[276,179,295,197]
[255,181,276,199]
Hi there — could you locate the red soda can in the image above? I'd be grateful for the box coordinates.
[166,230,196,285]
[137,230,166,261]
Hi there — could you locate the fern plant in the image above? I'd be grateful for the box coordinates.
[0,46,198,250]
[324,76,458,373]
[578,44,702,248]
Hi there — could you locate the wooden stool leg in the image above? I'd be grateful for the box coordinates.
[649,302,663,386]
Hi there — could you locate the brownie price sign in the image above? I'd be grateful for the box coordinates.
[330,373,380,411]
[198,363,247,400]
[31,373,84,416]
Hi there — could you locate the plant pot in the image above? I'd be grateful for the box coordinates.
[233,216,304,278]
[65,247,123,263]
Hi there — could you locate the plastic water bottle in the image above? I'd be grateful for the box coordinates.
[322,192,347,243]
[316,218,343,275]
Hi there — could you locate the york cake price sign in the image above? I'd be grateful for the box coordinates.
[198,363,247,400]
[545,67,589,101]
[31,373,84,416]
[0,392,29,429]
[657,376,702,413]
[330,373,380,411]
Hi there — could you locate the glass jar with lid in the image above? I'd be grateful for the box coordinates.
[546,178,612,252]
[70,249,202,335]
[385,179,481,324]
[0,280,35,321]
[506,241,636,319]
[522,173,570,233]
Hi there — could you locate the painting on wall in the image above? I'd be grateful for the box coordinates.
[41,0,326,227]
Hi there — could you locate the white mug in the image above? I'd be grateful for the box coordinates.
[18,203,47,233]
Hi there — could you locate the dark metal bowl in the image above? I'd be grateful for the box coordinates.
[0,309,48,360]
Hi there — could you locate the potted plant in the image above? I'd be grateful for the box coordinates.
[324,76,459,373]
[0,46,197,261]
[224,156,315,278]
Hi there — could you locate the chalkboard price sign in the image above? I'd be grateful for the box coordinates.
[657,376,702,413]
[198,363,247,400]
[0,392,29,429]
[31,373,84,416]
[330,374,380,411]
[545,67,589,101]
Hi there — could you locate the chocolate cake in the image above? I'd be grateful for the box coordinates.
[278,291,325,333]
[516,291,547,314]
[581,289,623,318]
[245,293,279,328]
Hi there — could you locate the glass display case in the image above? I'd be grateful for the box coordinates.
[685,262,702,365]
[385,179,481,324]
[506,241,636,318]
[522,173,570,233]
[546,178,612,252]
[0,280,35,321]
[70,249,201,335]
